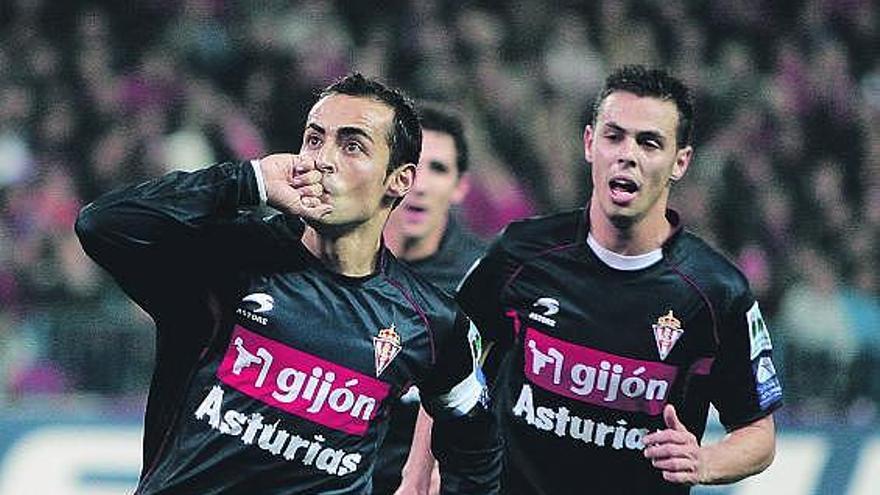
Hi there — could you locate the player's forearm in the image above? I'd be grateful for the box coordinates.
[420,312,501,493]
[76,161,265,312]
[76,162,261,254]
[699,415,776,484]
[397,406,437,493]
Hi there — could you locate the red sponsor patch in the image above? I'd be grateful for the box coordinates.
[523,327,678,415]
[218,325,391,435]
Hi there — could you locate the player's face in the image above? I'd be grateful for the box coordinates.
[392,129,467,241]
[584,91,692,226]
[300,94,413,227]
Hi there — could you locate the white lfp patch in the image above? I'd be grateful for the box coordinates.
[747,302,773,360]
[756,356,777,384]
[467,320,490,408]
[753,355,783,409]
[467,320,482,368]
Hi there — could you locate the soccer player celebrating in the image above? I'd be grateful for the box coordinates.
[375,105,485,495]
[455,66,782,493]
[75,74,501,494]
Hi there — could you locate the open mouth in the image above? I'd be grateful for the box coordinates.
[401,204,429,224]
[609,177,638,193]
[608,177,639,204]
[405,204,427,213]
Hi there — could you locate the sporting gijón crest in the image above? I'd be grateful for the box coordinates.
[373,324,402,377]
[652,310,683,361]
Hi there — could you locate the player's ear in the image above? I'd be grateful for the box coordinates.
[670,145,693,183]
[385,162,415,199]
[450,173,471,205]
[583,125,595,163]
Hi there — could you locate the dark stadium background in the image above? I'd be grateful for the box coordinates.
[0,1,876,493]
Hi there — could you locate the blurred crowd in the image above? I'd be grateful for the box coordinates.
[0,0,877,424]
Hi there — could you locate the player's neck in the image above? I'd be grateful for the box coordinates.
[301,216,386,277]
[588,200,671,255]
[386,215,448,262]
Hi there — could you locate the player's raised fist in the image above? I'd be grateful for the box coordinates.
[257,153,332,219]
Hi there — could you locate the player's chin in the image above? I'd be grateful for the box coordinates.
[304,210,347,227]
[402,220,430,237]
[606,209,640,228]
[605,195,640,212]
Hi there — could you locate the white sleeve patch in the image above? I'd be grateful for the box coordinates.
[747,302,773,360]
[429,320,488,417]
[431,369,484,417]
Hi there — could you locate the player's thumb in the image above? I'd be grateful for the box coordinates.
[663,404,686,432]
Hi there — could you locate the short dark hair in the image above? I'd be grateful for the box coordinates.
[319,73,422,173]
[592,65,695,148]
[418,104,470,175]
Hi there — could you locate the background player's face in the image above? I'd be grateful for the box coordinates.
[584,91,692,226]
[391,129,468,241]
[300,94,413,226]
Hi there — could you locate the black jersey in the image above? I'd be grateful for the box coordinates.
[457,209,783,495]
[373,217,486,494]
[402,216,486,296]
[75,162,500,494]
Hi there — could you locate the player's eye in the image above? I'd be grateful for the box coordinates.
[344,140,365,154]
[429,161,450,174]
[641,138,662,150]
[305,134,322,148]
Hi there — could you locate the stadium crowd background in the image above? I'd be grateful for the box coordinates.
[0,0,876,429]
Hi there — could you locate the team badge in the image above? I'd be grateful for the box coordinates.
[652,310,684,361]
[373,324,402,377]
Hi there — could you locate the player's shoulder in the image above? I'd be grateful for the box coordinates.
[667,230,751,300]
[443,217,487,262]
[383,253,459,323]
[451,224,486,259]
[231,212,314,268]
[223,210,306,249]
[496,208,584,259]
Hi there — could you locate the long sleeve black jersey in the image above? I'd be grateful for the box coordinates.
[401,216,486,296]
[373,217,486,494]
[457,209,783,495]
[75,162,500,494]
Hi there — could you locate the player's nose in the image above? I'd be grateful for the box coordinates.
[411,172,429,194]
[315,145,337,174]
[616,137,638,167]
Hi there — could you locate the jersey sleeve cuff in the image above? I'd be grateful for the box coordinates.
[250,159,268,205]
[721,399,783,433]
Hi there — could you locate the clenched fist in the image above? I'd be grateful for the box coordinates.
[257,153,333,220]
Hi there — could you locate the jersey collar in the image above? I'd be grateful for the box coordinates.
[579,207,685,270]
[587,233,663,270]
